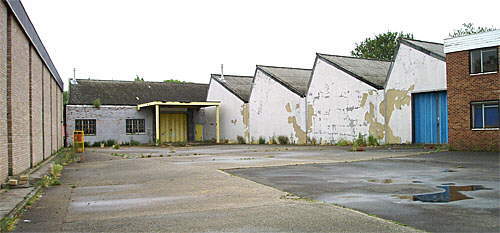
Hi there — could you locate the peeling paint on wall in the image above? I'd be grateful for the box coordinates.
[285,103,292,113]
[241,103,250,142]
[364,103,385,139]
[287,116,306,144]
[381,85,415,143]
[307,104,315,133]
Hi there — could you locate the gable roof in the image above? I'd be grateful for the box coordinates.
[400,39,445,61]
[256,65,312,97]
[316,54,391,90]
[5,0,63,90]
[69,79,209,105]
[211,74,253,102]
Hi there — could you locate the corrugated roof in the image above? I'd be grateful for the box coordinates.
[211,74,253,102]
[401,39,445,59]
[257,65,312,97]
[69,79,209,105]
[5,0,63,90]
[317,54,391,89]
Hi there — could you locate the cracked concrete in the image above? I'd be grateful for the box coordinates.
[13,145,428,232]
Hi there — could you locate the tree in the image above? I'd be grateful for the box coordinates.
[449,23,497,38]
[134,75,144,82]
[163,79,185,83]
[351,31,414,61]
[63,91,69,105]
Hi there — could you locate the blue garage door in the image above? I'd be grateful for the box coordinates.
[413,91,448,144]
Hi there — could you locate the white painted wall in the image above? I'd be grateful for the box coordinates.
[205,79,248,143]
[65,105,154,145]
[249,70,307,144]
[385,43,446,144]
[307,58,385,144]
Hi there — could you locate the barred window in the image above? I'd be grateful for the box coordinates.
[75,119,96,135]
[126,119,145,134]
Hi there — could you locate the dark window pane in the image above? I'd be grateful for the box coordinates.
[484,104,499,128]
[473,104,483,128]
[482,49,498,73]
[470,50,482,74]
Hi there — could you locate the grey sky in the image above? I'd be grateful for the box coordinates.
[22,0,499,88]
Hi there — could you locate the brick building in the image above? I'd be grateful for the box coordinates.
[444,30,500,150]
[1,0,64,182]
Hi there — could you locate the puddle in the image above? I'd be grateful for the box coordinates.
[412,185,490,203]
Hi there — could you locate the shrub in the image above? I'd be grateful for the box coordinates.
[236,136,246,144]
[92,141,102,147]
[92,98,101,108]
[355,133,367,147]
[277,136,289,145]
[130,140,141,146]
[367,135,379,146]
[112,144,120,149]
[258,137,266,144]
[83,141,90,147]
[270,137,277,145]
[351,141,359,151]
[105,139,116,147]
[336,139,352,146]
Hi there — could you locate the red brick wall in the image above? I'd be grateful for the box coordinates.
[31,49,44,165]
[51,78,57,153]
[8,14,31,174]
[446,48,500,151]
[0,1,8,181]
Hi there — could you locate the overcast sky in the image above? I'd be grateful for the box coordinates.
[22,0,499,89]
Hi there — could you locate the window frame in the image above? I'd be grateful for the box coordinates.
[469,47,499,75]
[75,119,97,135]
[126,119,146,135]
[470,100,500,130]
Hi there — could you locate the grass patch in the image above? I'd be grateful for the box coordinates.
[336,139,352,146]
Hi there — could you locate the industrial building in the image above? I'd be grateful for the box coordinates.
[1,0,64,181]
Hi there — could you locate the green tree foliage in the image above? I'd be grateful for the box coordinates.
[63,91,69,105]
[449,23,497,38]
[134,75,144,82]
[351,31,414,61]
[163,79,185,83]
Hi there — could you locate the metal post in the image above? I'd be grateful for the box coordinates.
[155,105,160,145]
[216,105,220,143]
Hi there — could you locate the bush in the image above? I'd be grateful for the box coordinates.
[51,164,63,177]
[336,139,352,146]
[277,136,289,145]
[367,135,379,146]
[130,140,141,146]
[258,137,266,144]
[236,136,246,144]
[105,139,117,147]
[355,133,367,147]
[92,98,101,108]
[92,141,102,147]
[83,141,90,147]
[112,144,120,149]
[270,137,277,144]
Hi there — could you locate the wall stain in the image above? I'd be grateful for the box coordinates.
[285,103,292,113]
[307,104,315,134]
[381,85,415,143]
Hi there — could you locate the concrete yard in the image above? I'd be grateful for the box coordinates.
[229,151,500,233]
[13,145,431,232]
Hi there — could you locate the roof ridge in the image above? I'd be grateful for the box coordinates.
[256,65,311,71]
[317,53,392,62]
[211,74,253,78]
[75,79,208,85]
[401,38,443,46]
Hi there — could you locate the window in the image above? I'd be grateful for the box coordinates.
[75,119,96,135]
[472,101,499,129]
[126,119,145,134]
[470,48,498,74]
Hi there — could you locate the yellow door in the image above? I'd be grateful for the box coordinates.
[160,113,187,143]
[195,124,203,141]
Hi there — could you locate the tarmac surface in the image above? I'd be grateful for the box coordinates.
[13,144,428,232]
[228,151,500,233]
